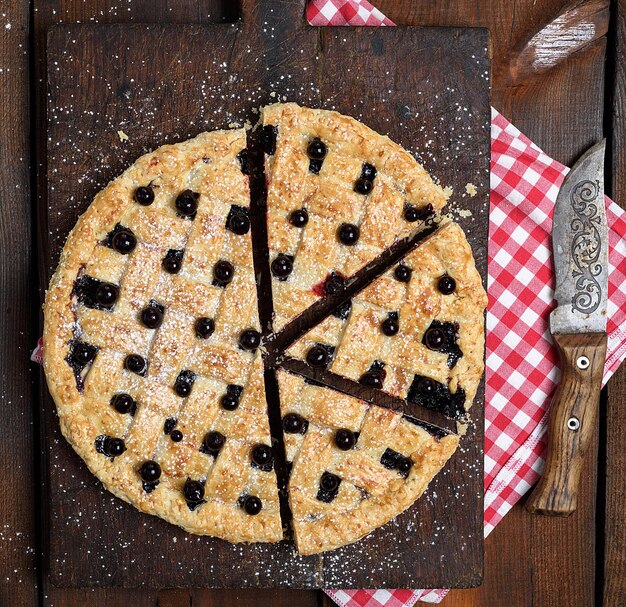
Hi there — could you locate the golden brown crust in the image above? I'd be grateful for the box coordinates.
[287,222,488,415]
[277,370,459,554]
[262,102,449,330]
[43,130,282,543]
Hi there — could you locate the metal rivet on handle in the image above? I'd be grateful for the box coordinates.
[567,416,580,431]
[576,355,590,370]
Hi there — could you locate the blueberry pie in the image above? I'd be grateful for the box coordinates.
[43,108,485,555]
[276,370,458,555]
[286,223,487,420]
[262,103,448,331]
[43,130,281,542]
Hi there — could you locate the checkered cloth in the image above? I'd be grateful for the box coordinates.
[305,1,626,605]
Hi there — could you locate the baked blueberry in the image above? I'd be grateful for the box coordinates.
[163,418,177,434]
[239,329,261,351]
[237,149,250,175]
[416,377,436,395]
[170,429,183,443]
[111,393,135,415]
[203,431,226,454]
[162,249,183,274]
[324,273,345,295]
[438,274,456,294]
[227,206,250,235]
[404,202,434,222]
[175,189,199,218]
[361,163,377,181]
[140,460,161,482]
[95,282,119,306]
[307,138,327,160]
[195,317,215,339]
[424,327,446,350]
[104,436,126,457]
[319,471,340,492]
[334,428,356,451]
[140,305,163,329]
[251,444,273,468]
[283,412,306,434]
[338,223,360,246]
[381,313,399,336]
[359,370,383,389]
[306,345,329,368]
[124,354,146,375]
[397,457,413,475]
[289,208,309,227]
[213,260,234,285]
[183,479,204,502]
[134,185,154,206]
[242,495,262,515]
[221,393,239,410]
[271,254,293,278]
[394,263,412,283]
[354,177,373,195]
[174,370,196,398]
[71,341,96,365]
[111,229,137,254]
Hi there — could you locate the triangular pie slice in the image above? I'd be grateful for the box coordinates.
[262,102,449,331]
[43,130,282,542]
[285,222,487,420]
[276,369,459,555]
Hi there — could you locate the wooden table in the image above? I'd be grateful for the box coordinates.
[1,1,624,605]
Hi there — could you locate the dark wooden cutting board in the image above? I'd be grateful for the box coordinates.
[42,0,490,590]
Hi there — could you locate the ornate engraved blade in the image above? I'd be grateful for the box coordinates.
[551,140,608,335]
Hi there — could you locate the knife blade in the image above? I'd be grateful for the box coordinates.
[526,140,608,516]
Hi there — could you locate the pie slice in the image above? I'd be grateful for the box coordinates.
[262,102,449,331]
[285,222,488,420]
[277,369,459,555]
[43,130,282,542]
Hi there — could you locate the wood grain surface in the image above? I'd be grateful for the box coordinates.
[0,0,623,605]
[42,8,490,590]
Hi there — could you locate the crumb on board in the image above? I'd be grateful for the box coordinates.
[442,185,453,199]
[465,182,477,197]
[117,130,129,142]
[458,209,473,218]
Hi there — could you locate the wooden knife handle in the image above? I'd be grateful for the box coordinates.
[526,332,607,515]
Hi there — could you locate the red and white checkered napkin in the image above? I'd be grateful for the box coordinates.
[307,1,626,605]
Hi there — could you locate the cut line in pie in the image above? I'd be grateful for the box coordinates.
[42,103,486,554]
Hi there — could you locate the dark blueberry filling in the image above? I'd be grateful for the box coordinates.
[110,393,137,416]
[334,428,356,451]
[289,208,309,227]
[226,205,250,235]
[403,414,449,439]
[221,384,243,411]
[380,447,412,476]
[271,254,294,279]
[422,320,463,368]
[124,354,146,376]
[174,370,196,397]
[251,444,274,471]
[140,302,164,329]
[332,299,352,321]
[309,158,324,174]
[175,189,199,218]
[74,275,118,311]
[142,480,159,494]
[170,429,183,442]
[338,223,360,246]
[162,249,184,274]
[394,263,412,283]
[438,274,457,294]
[262,124,278,155]
[183,479,206,510]
[66,340,98,390]
[195,317,215,339]
[354,177,373,195]
[404,202,434,222]
[381,311,399,336]
[361,163,377,181]
[324,272,345,296]
[359,362,386,388]
[238,328,261,352]
[134,185,154,206]
[213,260,235,287]
[240,494,263,515]
[407,374,467,420]
[202,431,226,456]
[306,344,334,369]
[236,149,250,175]
[282,412,308,434]
[163,417,178,435]
[317,472,341,503]
[140,460,161,482]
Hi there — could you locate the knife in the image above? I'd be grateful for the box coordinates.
[526,140,608,516]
